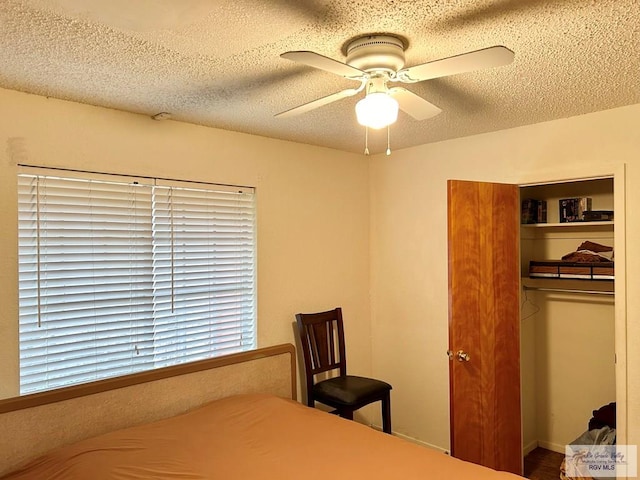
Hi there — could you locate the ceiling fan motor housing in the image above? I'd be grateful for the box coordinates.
[346,35,406,73]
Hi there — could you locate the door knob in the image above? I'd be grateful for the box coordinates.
[456,350,470,362]
[447,350,471,362]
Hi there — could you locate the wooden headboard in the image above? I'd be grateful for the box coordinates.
[0,343,296,476]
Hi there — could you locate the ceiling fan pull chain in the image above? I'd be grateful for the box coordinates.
[364,126,370,155]
[386,125,391,156]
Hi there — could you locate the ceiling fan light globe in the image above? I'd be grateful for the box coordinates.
[355,93,399,129]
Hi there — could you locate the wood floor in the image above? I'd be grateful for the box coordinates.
[524,447,564,480]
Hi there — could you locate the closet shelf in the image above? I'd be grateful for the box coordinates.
[521,277,614,295]
[521,221,613,228]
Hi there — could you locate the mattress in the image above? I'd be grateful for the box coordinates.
[1,393,523,479]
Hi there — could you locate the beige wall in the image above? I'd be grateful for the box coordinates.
[2,85,639,452]
[370,103,640,450]
[528,292,615,452]
[0,88,371,402]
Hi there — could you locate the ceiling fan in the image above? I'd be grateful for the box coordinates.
[275,34,515,129]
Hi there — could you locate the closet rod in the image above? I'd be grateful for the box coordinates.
[523,286,614,296]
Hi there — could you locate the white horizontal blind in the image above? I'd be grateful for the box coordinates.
[18,174,155,393]
[152,184,256,367]
[17,171,256,394]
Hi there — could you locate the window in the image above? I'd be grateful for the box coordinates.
[17,168,256,394]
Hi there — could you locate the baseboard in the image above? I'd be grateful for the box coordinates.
[370,423,449,454]
[395,431,450,453]
[371,426,565,458]
[523,440,539,456]
[537,440,566,454]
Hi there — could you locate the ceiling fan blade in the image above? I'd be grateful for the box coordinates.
[397,46,514,83]
[388,87,442,120]
[281,51,365,78]
[275,88,361,118]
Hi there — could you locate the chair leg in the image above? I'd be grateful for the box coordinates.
[340,409,354,420]
[306,391,315,408]
[381,393,392,434]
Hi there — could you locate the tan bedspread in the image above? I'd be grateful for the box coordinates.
[2,393,523,479]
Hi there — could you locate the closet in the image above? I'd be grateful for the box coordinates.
[519,178,616,475]
[447,175,624,477]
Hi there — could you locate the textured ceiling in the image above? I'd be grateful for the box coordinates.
[1,0,639,154]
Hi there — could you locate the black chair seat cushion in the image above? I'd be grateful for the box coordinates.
[312,375,392,407]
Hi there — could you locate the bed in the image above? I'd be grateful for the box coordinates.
[0,343,522,480]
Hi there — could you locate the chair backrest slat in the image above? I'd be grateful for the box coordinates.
[327,321,336,366]
[295,308,347,391]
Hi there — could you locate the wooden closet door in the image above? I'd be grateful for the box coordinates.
[447,180,522,475]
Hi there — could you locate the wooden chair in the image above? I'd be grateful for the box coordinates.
[295,307,392,434]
